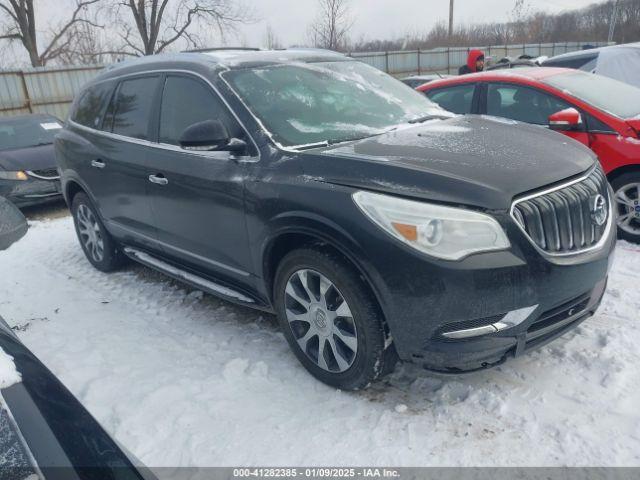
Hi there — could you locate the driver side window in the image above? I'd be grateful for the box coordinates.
[486,84,572,125]
[159,75,242,146]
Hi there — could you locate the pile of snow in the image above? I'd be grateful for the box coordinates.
[0,348,20,390]
[0,217,639,466]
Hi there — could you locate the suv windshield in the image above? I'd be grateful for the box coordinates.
[0,116,62,151]
[543,71,640,119]
[224,61,448,148]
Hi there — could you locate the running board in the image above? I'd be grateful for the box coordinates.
[123,247,259,306]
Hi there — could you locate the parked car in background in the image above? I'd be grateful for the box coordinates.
[57,49,614,390]
[401,74,452,88]
[543,42,640,89]
[487,55,546,70]
[0,197,155,480]
[418,67,640,242]
[0,114,63,208]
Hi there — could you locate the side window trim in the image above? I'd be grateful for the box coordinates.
[69,68,261,161]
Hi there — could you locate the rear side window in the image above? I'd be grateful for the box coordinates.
[486,84,572,125]
[105,76,159,140]
[426,84,475,114]
[158,75,241,145]
[71,82,114,129]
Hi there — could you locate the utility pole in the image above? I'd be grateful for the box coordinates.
[608,0,620,43]
[448,0,454,39]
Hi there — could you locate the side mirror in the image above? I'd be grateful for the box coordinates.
[0,197,28,251]
[179,120,230,151]
[548,108,583,132]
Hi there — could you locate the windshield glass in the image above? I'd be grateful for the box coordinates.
[224,61,449,148]
[0,116,62,151]
[543,71,640,119]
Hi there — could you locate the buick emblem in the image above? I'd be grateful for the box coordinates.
[590,194,608,226]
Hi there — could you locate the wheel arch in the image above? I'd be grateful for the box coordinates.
[606,163,640,183]
[260,219,391,338]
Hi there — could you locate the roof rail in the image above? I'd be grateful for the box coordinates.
[183,47,261,53]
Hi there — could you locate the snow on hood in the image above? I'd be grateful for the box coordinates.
[0,348,20,390]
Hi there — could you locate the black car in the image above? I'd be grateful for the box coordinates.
[0,197,155,480]
[0,114,64,208]
[56,49,615,390]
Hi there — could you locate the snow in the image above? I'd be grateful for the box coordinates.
[0,348,20,390]
[1,216,640,466]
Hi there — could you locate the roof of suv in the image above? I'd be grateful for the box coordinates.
[99,48,349,80]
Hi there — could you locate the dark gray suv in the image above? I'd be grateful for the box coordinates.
[56,49,615,389]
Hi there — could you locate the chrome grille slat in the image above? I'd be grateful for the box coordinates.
[27,168,60,180]
[511,165,611,256]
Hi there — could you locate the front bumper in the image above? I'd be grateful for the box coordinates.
[355,209,617,372]
[0,177,63,208]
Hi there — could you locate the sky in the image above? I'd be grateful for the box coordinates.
[241,0,605,47]
[1,0,607,67]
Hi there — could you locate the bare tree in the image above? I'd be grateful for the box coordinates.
[264,23,281,49]
[0,0,102,67]
[111,0,251,56]
[308,0,353,51]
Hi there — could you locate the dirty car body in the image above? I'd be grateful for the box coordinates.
[56,50,615,385]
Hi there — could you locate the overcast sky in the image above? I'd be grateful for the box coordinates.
[0,0,605,67]
[242,0,604,47]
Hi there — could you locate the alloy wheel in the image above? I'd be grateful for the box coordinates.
[76,204,105,263]
[284,269,358,373]
[615,182,640,236]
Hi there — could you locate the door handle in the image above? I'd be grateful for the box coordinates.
[148,174,168,185]
[91,159,105,169]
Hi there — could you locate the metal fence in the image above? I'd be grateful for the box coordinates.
[349,41,613,77]
[0,65,104,119]
[0,41,612,120]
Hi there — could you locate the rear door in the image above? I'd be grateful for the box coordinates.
[146,73,257,280]
[96,75,162,245]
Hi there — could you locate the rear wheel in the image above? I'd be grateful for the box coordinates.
[71,192,126,272]
[274,248,397,390]
[612,172,640,243]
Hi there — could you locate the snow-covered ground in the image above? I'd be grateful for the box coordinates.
[0,216,639,466]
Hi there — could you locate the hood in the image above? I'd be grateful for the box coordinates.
[0,143,56,171]
[300,115,597,210]
[467,49,485,72]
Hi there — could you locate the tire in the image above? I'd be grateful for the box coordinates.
[71,192,126,272]
[274,248,397,390]
[611,172,640,244]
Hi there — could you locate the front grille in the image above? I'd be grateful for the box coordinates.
[27,168,60,180]
[511,165,610,255]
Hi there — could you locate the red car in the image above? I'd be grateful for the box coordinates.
[418,67,640,242]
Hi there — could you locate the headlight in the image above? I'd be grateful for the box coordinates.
[0,171,28,181]
[353,191,510,261]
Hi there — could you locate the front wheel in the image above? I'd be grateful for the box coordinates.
[274,248,397,390]
[612,172,640,243]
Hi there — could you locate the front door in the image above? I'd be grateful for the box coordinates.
[146,74,257,281]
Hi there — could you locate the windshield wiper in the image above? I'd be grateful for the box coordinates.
[291,141,330,151]
[408,113,451,124]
